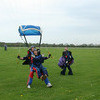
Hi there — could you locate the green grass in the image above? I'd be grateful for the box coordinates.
[0,47,100,100]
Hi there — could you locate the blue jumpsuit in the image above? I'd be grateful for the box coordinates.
[28,55,50,85]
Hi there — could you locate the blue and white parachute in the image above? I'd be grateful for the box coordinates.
[18,25,41,36]
[18,25,42,47]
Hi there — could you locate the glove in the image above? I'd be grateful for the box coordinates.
[48,54,51,58]
[17,55,20,59]
[66,61,68,64]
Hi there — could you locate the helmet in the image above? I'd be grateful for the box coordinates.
[30,45,35,49]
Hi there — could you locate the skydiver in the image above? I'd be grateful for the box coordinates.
[4,44,7,51]
[18,45,36,65]
[58,47,74,75]
[27,49,52,88]
[17,46,52,88]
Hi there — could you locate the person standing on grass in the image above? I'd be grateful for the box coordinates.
[27,49,52,88]
[4,44,7,51]
[17,46,52,88]
[58,47,74,75]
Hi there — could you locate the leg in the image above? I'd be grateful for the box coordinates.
[27,66,42,88]
[33,67,42,78]
[27,64,35,88]
[61,66,66,75]
[44,77,50,85]
[42,69,48,80]
[41,67,48,76]
[67,65,73,75]
[44,77,52,88]
[39,65,48,80]
[27,71,34,85]
[31,64,42,79]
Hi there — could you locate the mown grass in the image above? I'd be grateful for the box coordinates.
[0,47,100,100]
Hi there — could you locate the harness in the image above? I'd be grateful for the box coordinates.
[22,49,34,65]
[64,51,74,63]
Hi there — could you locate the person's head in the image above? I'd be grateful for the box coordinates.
[30,45,36,52]
[33,49,38,56]
[65,47,68,51]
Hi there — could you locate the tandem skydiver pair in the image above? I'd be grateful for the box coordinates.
[17,46,52,88]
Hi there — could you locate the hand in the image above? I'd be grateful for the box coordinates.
[48,54,51,58]
[66,61,69,66]
[42,54,44,57]
[66,61,68,64]
[17,55,20,59]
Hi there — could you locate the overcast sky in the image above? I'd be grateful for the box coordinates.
[0,0,100,44]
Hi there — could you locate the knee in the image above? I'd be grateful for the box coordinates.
[29,71,34,78]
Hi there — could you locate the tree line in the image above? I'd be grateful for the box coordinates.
[0,42,100,47]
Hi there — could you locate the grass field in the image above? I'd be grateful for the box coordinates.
[0,47,100,100]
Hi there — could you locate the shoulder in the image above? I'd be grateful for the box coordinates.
[27,49,31,54]
[68,51,72,55]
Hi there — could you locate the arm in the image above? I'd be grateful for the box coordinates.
[42,57,48,60]
[68,51,74,62]
[42,54,51,60]
[32,54,51,64]
[17,55,27,60]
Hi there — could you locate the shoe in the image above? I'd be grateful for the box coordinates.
[68,71,73,75]
[68,73,73,75]
[60,71,65,75]
[47,83,52,88]
[27,85,31,88]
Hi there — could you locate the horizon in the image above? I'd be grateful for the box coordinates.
[0,41,100,45]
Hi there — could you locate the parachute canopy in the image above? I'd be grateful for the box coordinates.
[18,25,42,47]
[18,25,41,36]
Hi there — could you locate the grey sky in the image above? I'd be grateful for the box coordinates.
[0,0,100,44]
